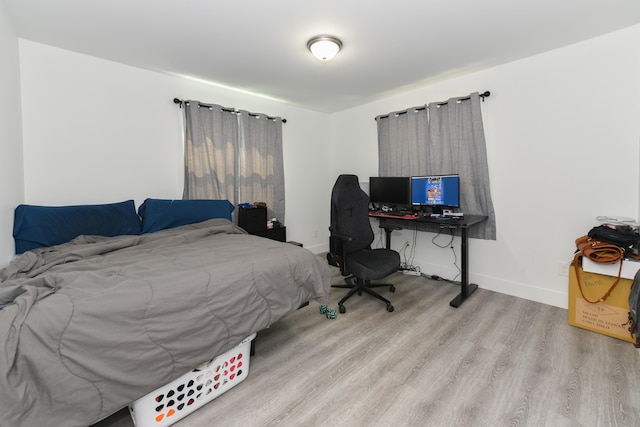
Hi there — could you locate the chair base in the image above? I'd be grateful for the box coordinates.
[332,276,395,313]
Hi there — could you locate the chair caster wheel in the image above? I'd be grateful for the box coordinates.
[386,304,394,312]
[389,285,396,293]
[320,305,337,319]
[339,305,346,314]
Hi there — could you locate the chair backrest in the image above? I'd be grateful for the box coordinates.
[329,175,374,257]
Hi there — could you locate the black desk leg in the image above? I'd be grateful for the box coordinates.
[449,224,478,307]
[381,226,394,250]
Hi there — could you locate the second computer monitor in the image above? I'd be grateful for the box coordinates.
[411,174,460,209]
[369,176,411,210]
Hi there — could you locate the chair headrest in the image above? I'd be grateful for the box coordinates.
[335,174,360,188]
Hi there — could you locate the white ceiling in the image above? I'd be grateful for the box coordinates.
[5,0,640,113]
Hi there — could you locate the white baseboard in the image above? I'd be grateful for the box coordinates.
[412,260,568,309]
[306,242,329,255]
[475,273,567,309]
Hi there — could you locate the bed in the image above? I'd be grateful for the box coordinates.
[0,199,332,427]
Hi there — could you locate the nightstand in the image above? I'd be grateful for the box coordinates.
[237,206,286,242]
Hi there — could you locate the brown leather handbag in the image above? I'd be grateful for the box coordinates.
[573,235,624,303]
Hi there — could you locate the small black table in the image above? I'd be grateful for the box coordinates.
[369,213,488,308]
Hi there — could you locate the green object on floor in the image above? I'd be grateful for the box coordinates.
[319,305,337,319]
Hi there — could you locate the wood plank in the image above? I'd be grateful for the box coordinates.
[94,270,640,427]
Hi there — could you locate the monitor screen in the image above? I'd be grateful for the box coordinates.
[369,177,411,208]
[411,174,460,207]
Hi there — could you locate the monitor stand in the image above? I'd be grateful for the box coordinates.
[419,206,442,215]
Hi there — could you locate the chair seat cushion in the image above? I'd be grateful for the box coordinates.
[347,248,400,280]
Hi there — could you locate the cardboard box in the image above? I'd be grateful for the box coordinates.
[569,264,635,343]
[582,257,640,280]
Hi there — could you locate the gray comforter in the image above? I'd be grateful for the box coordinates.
[0,219,332,427]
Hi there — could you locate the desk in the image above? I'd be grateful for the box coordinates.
[369,212,487,308]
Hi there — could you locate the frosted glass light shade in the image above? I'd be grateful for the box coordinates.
[307,36,342,61]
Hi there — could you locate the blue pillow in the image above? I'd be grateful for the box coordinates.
[13,200,142,254]
[138,199,235,234]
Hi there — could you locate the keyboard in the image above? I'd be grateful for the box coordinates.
[422,214,463,221]
[368,211,419,220]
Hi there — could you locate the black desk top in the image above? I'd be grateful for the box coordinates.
[369,211,487,227]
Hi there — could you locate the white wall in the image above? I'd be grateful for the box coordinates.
[329,25,640,308]
[10,24,640,310]
[0,3,24,265]
[18,40,332,253]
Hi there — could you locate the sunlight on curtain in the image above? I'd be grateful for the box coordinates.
[237,110,285,223]
[183,102,238,202]
[182,101,285,223]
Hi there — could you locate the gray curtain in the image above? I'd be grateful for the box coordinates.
[237,110,285,223]
[183,102,238,201]
[182,101,285,223]
[376,92,496,240]
[377,106,429,177]
[428,93,496,240]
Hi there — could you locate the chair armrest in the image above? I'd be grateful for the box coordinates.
[328,227,353,242]
[331,232,353,242]
[327,227,352,273]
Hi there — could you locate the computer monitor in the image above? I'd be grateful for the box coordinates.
[369,176,411,210]
[411,174,460,210]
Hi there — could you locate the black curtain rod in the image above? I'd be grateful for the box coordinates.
[173,98,287,123]
[375,91,490,121]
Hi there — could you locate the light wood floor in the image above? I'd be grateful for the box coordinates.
[96,270,640,427]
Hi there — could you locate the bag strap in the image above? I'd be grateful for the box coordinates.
[572,253,623,303]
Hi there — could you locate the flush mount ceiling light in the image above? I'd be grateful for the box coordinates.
[307,35,343,62]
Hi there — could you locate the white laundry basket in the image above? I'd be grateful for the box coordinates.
[129,334,256,427]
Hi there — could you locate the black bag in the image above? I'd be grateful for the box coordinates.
[588,224,640,253]
[628,270,640,348]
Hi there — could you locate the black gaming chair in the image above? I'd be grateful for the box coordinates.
[327,174,401,313]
